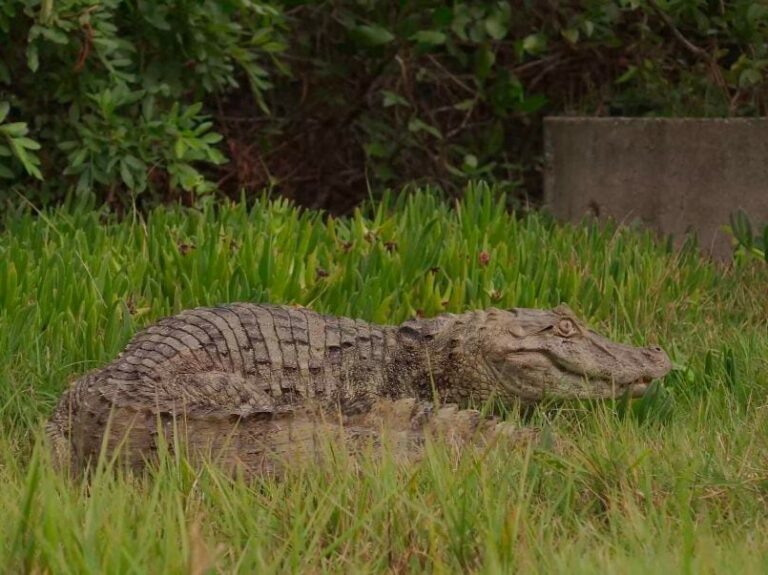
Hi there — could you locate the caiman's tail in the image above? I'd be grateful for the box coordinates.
[45,373,95,471]
[45,384,80,474]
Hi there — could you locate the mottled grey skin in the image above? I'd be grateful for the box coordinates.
[46,303,671,476]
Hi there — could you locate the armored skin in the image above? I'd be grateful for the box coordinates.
[46,303,672,476]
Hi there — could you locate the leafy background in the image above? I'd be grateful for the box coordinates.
[2,0,768,210]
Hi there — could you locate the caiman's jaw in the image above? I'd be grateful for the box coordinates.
[515,366,665,402]
[626,376,655,398]
[547,353,669,400]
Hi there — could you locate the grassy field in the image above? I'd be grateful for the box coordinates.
[1,184,767,573]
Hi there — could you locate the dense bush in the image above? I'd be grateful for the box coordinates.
[2,1,768,208]
[0,0,285,203]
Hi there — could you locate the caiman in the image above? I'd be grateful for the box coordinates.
[46,303,672,476]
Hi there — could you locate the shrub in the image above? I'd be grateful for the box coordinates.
[0,0,285,203]
[3,1,768,208]
[0,101,41,181]
[254,0,768,207]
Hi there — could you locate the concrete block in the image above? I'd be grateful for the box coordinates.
[543,117,768,259]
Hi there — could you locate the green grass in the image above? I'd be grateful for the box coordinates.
[1,183,767,573]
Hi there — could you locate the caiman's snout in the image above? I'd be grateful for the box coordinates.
[625,344,673,397]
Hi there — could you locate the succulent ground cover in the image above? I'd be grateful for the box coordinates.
[1,184,767,573]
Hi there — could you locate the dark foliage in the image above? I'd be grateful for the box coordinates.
[2,1,768,211]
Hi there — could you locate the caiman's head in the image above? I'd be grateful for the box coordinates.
[415,304,672,403]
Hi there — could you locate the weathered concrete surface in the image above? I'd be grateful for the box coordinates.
[543,117,768,259]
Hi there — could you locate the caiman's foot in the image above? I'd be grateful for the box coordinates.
[423,405,555,452]
[484,421,556,450]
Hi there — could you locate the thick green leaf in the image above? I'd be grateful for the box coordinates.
[514,93,548,114]
[763,226,768,262]
[474,45,495,80]
[364,141,389,158]
[484,14,508,40]
[26,44,39,73]
[408,117,443,140]
[454,99,476,111]
[120,158,135,189]
[0,123,29,138]
[562,27,579,44]
[15,137,40,151]
[39,26,69,45]
[522,33,547,55]
[381,91,410,108]
[739,68,763,88]
[201,132,223,144]
[411,30,446,46]
[10,143,42,179]
[353,25,394,46]
[174,139,187,159]
[729,210,753,249]
[122,155,146,171]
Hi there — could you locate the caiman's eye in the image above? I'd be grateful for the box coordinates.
[556,318,576,337]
